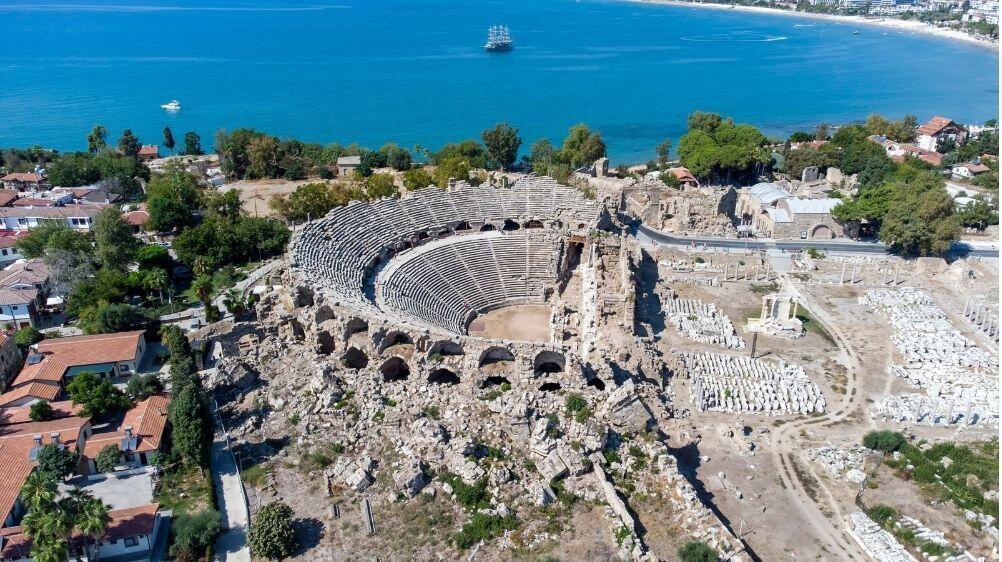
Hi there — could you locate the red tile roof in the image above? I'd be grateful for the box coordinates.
[0,503,159,559]
[957,162,990,174]
[916,116,956,137]
[0,191,18,208]
[0,382,61,407]
[0,174,43,183]
[138,145,159,157]
[10,331,144,391]
[83,393,170,458]
[0,259,49,287]
[0,400,80,427]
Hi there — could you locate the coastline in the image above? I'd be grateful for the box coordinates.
[627,0,1000,51]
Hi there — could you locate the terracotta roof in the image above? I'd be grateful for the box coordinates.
[0,442,33,527]
[0,259,49,287]
[9,197,56,208]
[0,382,61,407]
[83,394,170,458]
[916,116,956,137]
[918,152,943,167]
[0,288,36,306]
[10,354,62,387]
[124,209,150,226]
[956,162,990,174]
[0,174,43,183]
[0,205,104,219]
[0,400,80,427]
[138,145,159,157]
[0,503,159,559]
[0,191,18,207]
[669,167,697,183]
[11,331,144,390]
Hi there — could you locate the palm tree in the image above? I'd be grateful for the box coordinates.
[144,268,170,305]
[191,275,213,309]
[222,289,246,317]
[75,498,110,562]
[30,538,67,562]
[20,471,57,511]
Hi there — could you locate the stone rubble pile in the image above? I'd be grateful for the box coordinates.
[662,276,720,287]
[861,289,999,426]
[681,352,826,415]
[662,292,745,349]
[848,511,919,562]
[807,445,867,480]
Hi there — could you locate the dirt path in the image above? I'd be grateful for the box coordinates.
[764,277,869,560]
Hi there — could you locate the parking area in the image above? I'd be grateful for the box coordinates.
[65,470,155,511]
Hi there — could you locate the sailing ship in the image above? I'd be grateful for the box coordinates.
[484,25,513,52]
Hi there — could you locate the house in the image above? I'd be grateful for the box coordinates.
[124,205,151,234]
[137,145,159,162]
[0,503,164,562]
[0,205,105,232]
[916,116,966,152]
[0,335,21,394]
[0,403,91,526]
[0,259,51,299]
[737,184,845,239]
[0,290,39,330]
[951,162,990,179]
[0,191,18,208]
[82,393,170,474]
[337,155,362,177]
[667,167,699,189]
[869,136,943,166]
[0,236,25,270]
[13,331,148,386]
[0,174,47,193]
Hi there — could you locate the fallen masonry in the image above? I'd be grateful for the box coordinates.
[847,511,919,562]
[861,289,999,425]
[661,289,745,349]
[807,445,868,480]
[678,352,826,415]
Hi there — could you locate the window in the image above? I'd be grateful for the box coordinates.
[124,537,138,547]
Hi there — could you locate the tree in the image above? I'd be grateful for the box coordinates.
[95,445,121,473]
[527,139,556,176]
[481,123,522,171]
[866,114,918,143]
[559,124,606,168]
[191,275,214,310]
[126,373,162,401]
[434,156,471,188]
[365,173,397,199]
[136,244,171,269]
[248,502,298,559]
[117,129,141,157]
[65,372,131,417]
[29,401,54,422]
[92,207,138,270]
[163,127,176,155]
[222,290,247,317]
[143,267,170,304]
[183,131,203,156]
[86,125,108,153]
[74,495,110,561]
[269,182,340,221]
[169,509,221,559]
[878,179,960,256]
[146,161,203,233]
[20,471,58,511]
[677,540,718,562]
[246,135,280,179]
[15,326,44,347]
[957,196,999,229]
[862,430,906,453]
[36,444,78,480]
[655,138,672,169]
[169,382,208,467]
[14,220,92,260]
[78,302,152,335]
[380,143,413,171]
[402,168,434,191]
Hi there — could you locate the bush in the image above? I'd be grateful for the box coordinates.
[564,393,586,414]
[169,509,221,558]
[866,504,897,528]
[28,401,54,422]
[14,327,43,347]
[862,430,906,453]
[66,371,131,417]
[126,373,163,401]
[96,444,121,473]
[439,473,490,511]
[248,501,297,559]
[36,444,79,479]
[677,540,718,562]
[453,513,517,550]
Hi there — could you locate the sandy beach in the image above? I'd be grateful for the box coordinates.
[628,0,999,51]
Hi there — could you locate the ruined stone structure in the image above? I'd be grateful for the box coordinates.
[622,182,737,236]
[746,293,805,339]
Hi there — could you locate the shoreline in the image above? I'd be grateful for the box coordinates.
[627,0,1000,51]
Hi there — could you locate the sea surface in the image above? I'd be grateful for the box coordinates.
[0,0,998,162]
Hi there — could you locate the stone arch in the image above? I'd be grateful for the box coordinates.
[539,381,562,392]
[533,350,565,375]
[428,368,460,385]
[427,340,464,358]
[341,347,368,370]
[480,223,496,232]
[344,318,368,340]
[454,220,472,232]
[810,224,833,239]
[502,219,521,231]
[586,375,606,391]
[478,346,515,367]
[317,330,336,355]
[379,357,410,382]
[524,219,544,229]
[480,375,511,389]
[379,330,414,354]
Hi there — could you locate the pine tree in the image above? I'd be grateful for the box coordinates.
[163,127,176,155]
[169,381,207,467]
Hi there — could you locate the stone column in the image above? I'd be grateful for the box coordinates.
[840,262,846,285]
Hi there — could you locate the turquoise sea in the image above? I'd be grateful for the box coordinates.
[0,0,998,162]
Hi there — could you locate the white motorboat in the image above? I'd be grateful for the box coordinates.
[161,99,181,111]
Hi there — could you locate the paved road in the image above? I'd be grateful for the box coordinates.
[634,223,1000,258]
[211,403,251,562]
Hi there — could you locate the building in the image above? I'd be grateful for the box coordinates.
[16,331,148,386]
[124,205,151,234]
[0,174,47,193]
[0,259,51,317]
[0,335,21,393]
[951,162,990,179]
[0,234,28,267]
[0,503,164,562]
[137,145,160,162]
[0,290,39,330]
[0,402,92,526]
[337,155,362,177]
[916,116,966,152]
[0,205,104,232]
[82,393,170,474]
[736,183,845,239]
[868,135,943,167]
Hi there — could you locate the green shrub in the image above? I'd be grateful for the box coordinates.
[169,509,221,558]
[866,504,897,527]
[28,401,54,422]
[862,430,906,453]
[564,393,586,414]
[453,513,517,550]
[677,540,718,562]
[248,502,297,559]
[96,445,121,473]
[440,472,490,511]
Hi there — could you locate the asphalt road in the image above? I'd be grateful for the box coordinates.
[634,224,999,259]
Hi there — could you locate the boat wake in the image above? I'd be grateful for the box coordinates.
[680,33,789,42]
